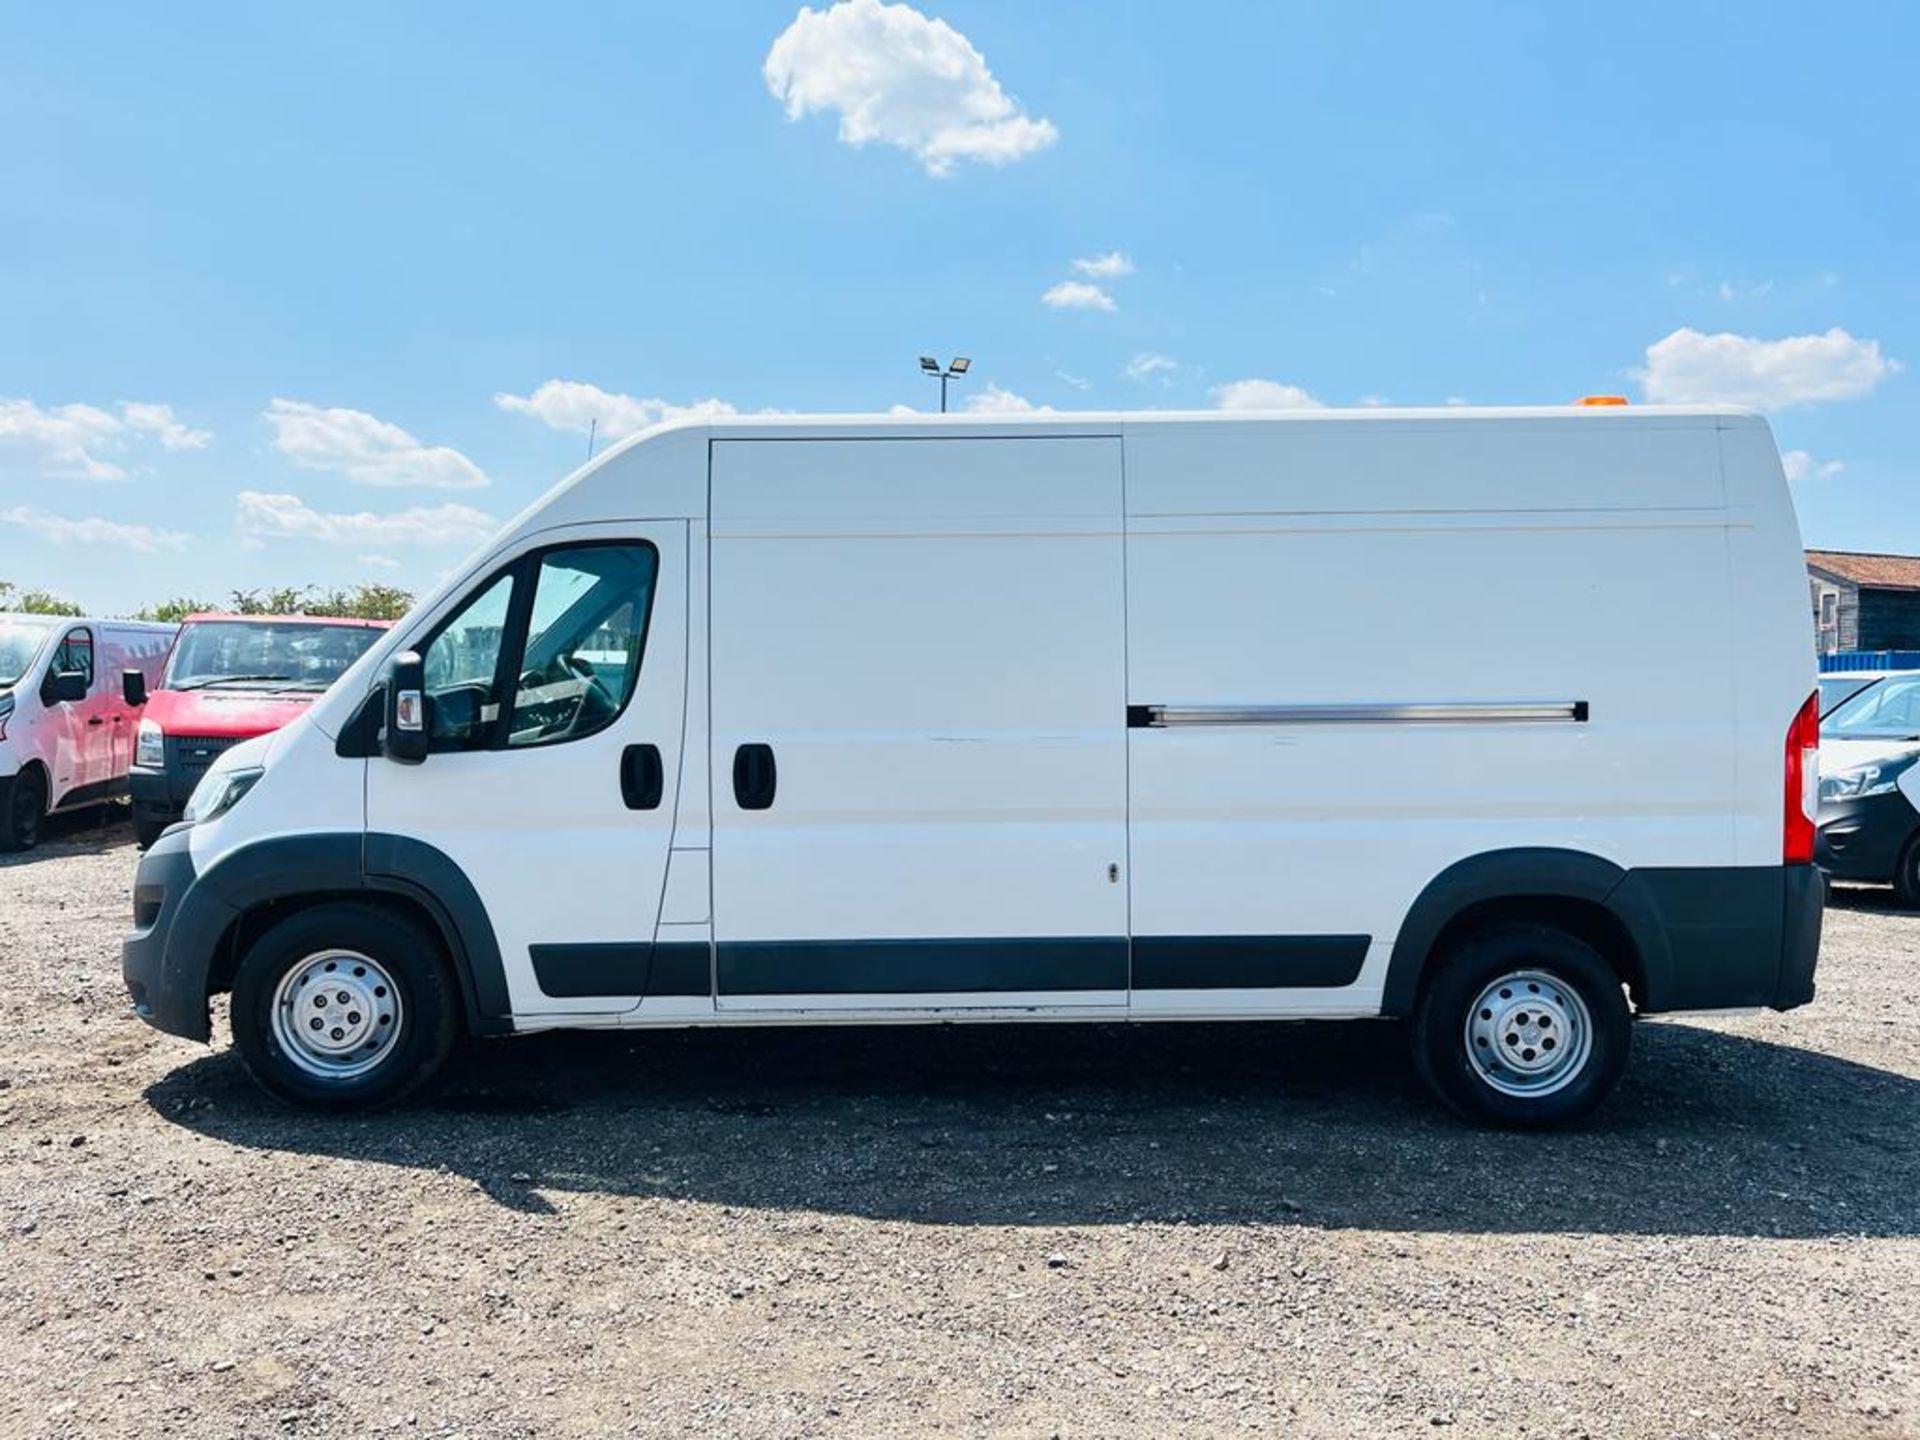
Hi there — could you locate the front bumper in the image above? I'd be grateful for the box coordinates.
[128,767,183,826]
[1816,790,1918,883]
[122,826,230,1042]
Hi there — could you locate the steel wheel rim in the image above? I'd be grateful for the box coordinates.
[270,949,405,1080]
[1463,968,1593,1098]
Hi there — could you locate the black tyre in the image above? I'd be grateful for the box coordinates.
[1411,923,1632,1128]
[0,766,47,853]
[230,902,460,1110]
[1893,834,1920,908]
[133,813,170,850]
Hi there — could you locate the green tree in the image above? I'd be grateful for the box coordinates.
[222,582,414,621]
[0,581,84,617]
[130,597,217,623]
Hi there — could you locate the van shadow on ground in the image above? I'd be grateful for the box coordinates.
[148,1015,1919,1239]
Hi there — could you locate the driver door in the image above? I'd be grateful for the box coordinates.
[43,625,98,800]
[364,523,689,1019]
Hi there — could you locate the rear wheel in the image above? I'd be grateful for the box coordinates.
[0,767,47,853]
[1411,923,1631,1128]
[1892,834,1920,908]
[230,902,459,1110]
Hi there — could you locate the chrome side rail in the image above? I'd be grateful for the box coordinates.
[1127,701,1589,728]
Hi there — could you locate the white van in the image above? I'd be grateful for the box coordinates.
[121,407,1821,1126]
[1,613,175,850]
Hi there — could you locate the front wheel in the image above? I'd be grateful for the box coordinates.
[0,767,47,852]
[1892,834,1920,908]
[230,902,460,1110]
[1411,924,1631,1128]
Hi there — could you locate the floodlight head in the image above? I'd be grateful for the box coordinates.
[948,357,971,375]
[919,356,940,373]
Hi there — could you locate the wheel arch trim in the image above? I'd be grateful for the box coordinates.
[171,832,512,1039]
[1380,847,1669,1015]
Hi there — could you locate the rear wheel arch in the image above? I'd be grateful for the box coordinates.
[1382,849,1660,1015]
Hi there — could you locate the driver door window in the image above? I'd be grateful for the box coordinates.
[52,627,94,692]
[418,542,658,754]
[508,545,658,748]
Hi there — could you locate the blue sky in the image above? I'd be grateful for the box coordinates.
[2,1,1914,613]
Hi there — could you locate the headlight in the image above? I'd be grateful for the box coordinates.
[135,717,164,769]
[1819,753,1920,803]
[0,692,13,742]
[183,766,265,825]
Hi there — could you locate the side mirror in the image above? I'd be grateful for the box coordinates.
[43,670,88,705]
[122,669,149,707]
[381,651,430,764]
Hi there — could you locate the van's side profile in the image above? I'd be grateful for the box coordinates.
[122,407,1821,1125]
[1,613,175,851]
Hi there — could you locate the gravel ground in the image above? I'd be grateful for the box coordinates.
[1,811,1917,1439]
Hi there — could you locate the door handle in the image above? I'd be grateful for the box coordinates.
[732,743,776,810]
[87,717,105,727]
[620,743,664,810]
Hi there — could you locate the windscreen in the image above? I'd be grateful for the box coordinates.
[163,621,382,691]
[0,617,56,688]
[1824,674,1920,741]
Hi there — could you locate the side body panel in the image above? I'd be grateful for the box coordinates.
[1122,416,1740,1015]
[707,436,1130,1009]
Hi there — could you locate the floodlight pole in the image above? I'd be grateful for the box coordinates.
[919,356,971,413]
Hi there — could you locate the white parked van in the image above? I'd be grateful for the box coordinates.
[122,407,1821,1125]
[1,613,175,850]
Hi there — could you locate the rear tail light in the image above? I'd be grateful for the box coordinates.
[1784,690,1820,864]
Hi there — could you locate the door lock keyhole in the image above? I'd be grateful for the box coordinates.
[1108,863,1120,884]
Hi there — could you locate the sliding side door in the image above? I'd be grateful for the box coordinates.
[709,436,1129,1010]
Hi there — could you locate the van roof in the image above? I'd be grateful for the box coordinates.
[181,613,394,628]
[0,613,175,630]
[624,402,1764,447]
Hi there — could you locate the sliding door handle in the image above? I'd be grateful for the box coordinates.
[732,743,776,810]
[620,743,664,810]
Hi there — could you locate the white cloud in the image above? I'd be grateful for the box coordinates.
[0,505,189,552]
[0,397,211,480]
[119,401,212,451]
[1125,352,1178,382]
[0,399,126,479]
[1072,251,1134,279]
[1638,327,1898,409]
[235,491,499,548]
[358,553,402,571]
[1357,394,1391,407]
[1054,370,1092,392]
[1212,378,1324,411]
[1041,280,1115,312]
[265,398,487,490]
[1716,278,1775,302]
[494,379,739,442]
[963,384,1051,415]
[1782,450,1845,484]
[764,0,1057,177]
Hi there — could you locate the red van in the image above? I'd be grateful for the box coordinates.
[127,613,391,846]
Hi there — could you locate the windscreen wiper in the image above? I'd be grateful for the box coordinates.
[175,673,297,690]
